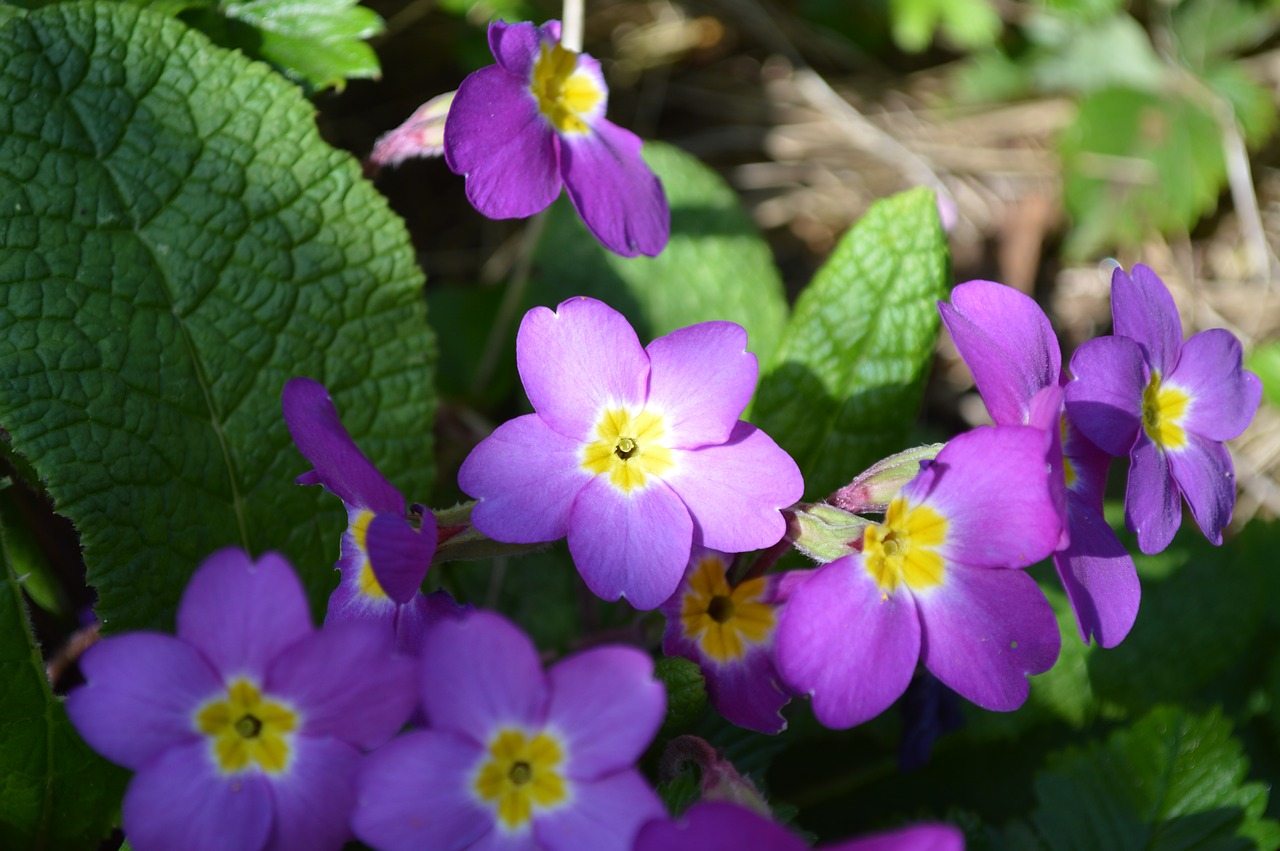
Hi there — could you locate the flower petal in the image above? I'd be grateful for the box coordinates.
[545,646,665,780]
[666,422,802,554]
[1111,264,1183,375]
[264,737,360,851]
[122,740,272,851]
[266,621,417,751]
[176,549,313,682]
[282,377,403,513]
[1171,329,1262,442]
[444,65,561,220]
[633,801,804,851]
[460,414,593,544]
[420,611,549,740]
[831,823,965,851]
[643,321,757,448]
[533,770,666,851]
[1065,335,1147,457]
[1125,438,1181,554]
[560,122,670,257]
[939,280,1060,425]
[1056,493,1140,648]
[67,633,222,770]
[352,730,491,851]
[916,566,1059,711]
[1168,432,1237,546]
[702,646,792,735]
[567,474,693,610]
[775,557,920,729]
[486,19,557,79]
[516,297,650,440]
[366,512,437,604]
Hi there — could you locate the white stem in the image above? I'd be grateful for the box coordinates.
[561,0,584,52]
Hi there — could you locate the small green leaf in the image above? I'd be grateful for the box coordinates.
[889,0,1001,52]
[0,524,128,850]
[753,188,950,499]
[1247,342,1280,409]
[1025,14,1164,94]
[0,3,436,631]
[656,656,709,735]
[532,142,789,365]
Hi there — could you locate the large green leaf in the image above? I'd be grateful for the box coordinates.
[1004,707,1280,850]
[531,142,789,364]
[752,188,950,499]
[0,524,127,850]
[0,2,435,631]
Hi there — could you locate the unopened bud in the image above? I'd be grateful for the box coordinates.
[831,443,943,514]
[787,503,870,563]
[366,91,456,174]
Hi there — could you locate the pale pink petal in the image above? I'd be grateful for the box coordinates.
[644,322,757,448]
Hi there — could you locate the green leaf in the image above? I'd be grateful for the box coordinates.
[1005,707,1280,850]
[0,524,128,850]
[1246,342,1280,408]
[656,656,708,736]
[0,2,436,631]
[1203,63,1280,150]
[752,188,950,499]
[531,142,789,365]
[1024,14,1164,94]
[0,486,70,618]
[889,0,1001,52]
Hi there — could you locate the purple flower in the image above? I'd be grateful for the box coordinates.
[1066,264,1262,554]
[443,19,669,257]
[458,296,804,610]
[939,280,1140,647]
[634,801,965,851]
[283,377,440,654]
[658,549,799,734]
[65,549,417,851]
[776,426,1063,729]
[351,610,666,851]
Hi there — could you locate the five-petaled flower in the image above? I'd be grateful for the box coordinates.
[1065,264,1261,554]
[457,296,804,610]
[66,549,418,851]
[444,19,670,257]
[351,610,666,851]
[776,426,1063,729]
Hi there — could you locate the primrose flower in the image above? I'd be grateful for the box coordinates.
[1065,264,1262,554]
[66,549,417,851]
[351,610,666,851]
[458,297,803,610]
[776,426,1063,729]
[634,801,965,851]
[658,549,799,733]
[939,280,1140,647]
[283,377,439,654]
[444,19,669,257]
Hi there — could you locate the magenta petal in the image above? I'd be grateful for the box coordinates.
[444,65,561,219]
[545,647,665,780]
[567,475,693,609]
[633,802,804,851]
[366,512,436,604]
[264,737,360,851]
[471,831,539,851]
[916,566,1059,711]
[486,19,553,78]
[1111,264,1183,374]
[1056,494,1140,648]
[176,549,313,682]
[939,281,1060,425]
[420,611,549,741]
[67,633,221,770]
[560,124,670,257]
[830,823,965,851]
[122,740,272,851]
[775,557,920,729]
[1172,329,1262,441]
[1125,439,1181,554]
[1029,385,1071,551]
[644,322,757,447]
[1169,433,1236,546]
[460,414,593,544]
[267,622,416,750]
[533,770,666,851]
[516,298,649,439]
[666,423,802,554]
[702,646,792,734]
[1066,335,1148,457]
[282,377,403,513]
[352,730,491,851]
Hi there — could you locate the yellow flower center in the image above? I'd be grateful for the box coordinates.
[349,510,389,600]
[529,42,605,135]
[680,556,776,663]
[1141,372,1189,450]
[473,729,569,830]
[195,679,298,775]
[863,497,947,594]
[581,408,675,493]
